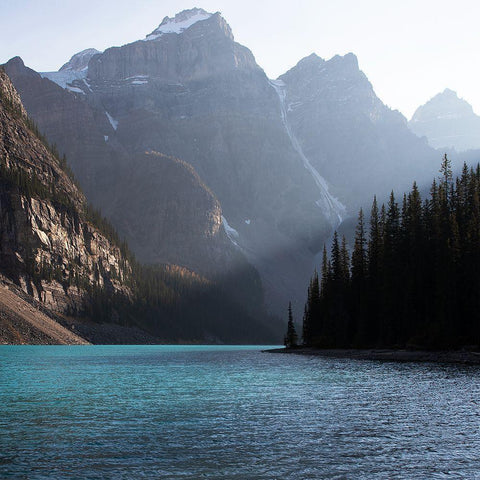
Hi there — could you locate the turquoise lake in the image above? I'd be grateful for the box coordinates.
[1,345,480,479]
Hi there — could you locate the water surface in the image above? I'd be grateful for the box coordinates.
[1,345,480,479]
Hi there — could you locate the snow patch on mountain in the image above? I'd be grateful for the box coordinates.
[222,216,239,247]
[105,112,118,131]
[144,8,213,41]
[66,85,84,94]
[41,69,87,89]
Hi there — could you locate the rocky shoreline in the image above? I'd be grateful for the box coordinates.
[265,346,480,365]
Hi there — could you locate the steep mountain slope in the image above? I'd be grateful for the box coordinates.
[278,53,438,209]
[4,56,239,279]
[0,67,131,318]
[6,9,334,315]
[409,89,480,152]
[0,68,275,344]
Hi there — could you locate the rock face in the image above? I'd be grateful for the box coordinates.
[409,89,480,152]
[278,53,438,210]
[0,68,131,315]
[108,151,233,273]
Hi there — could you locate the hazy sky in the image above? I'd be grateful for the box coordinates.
[1,0,479,119]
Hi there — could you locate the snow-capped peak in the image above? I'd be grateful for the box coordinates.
[60,48,100,72]
[144,8,213,41]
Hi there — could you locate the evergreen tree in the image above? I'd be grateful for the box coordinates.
[284,301,298,348]
[351,208,367,344]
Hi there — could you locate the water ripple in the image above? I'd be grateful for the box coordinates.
[1,346,480,479]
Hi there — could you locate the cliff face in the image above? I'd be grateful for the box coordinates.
[88,12,257,83]
[0,68,131,316]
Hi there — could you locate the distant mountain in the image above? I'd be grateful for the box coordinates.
[278,52,438,209]
[60,48,100,72]
[4,8,441,317]
[410,89,480,152]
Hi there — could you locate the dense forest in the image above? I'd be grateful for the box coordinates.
[301,156,480,350]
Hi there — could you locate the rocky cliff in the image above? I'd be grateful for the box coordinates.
[0,67,131,316]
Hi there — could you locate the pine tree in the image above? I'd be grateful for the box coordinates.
[284,301,298,348]
[351,208,367,345]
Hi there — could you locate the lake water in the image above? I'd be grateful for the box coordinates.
[1,345,480,479]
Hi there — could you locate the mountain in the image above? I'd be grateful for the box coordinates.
[409,89,480,152]
[4,56,239,279]
[4,8,440,317]
[277,53,438,209]
[0,67,274,344]
[5,9,330,315]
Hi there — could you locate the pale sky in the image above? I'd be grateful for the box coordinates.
[1,0,479,119]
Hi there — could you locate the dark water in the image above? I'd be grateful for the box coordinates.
[1,345,480,479]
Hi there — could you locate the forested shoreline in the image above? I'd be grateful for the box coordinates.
[298,156,480,350]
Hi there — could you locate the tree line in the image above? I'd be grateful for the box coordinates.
[299,156,480,350]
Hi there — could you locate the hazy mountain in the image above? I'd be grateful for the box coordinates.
[410,89,480,152]
[4,8,441,317]
[4,56,241,279]
[278,53,438,210]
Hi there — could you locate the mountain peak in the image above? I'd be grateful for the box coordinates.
[5,56,25,68]
[442,88,458,97]
[145,8,214,41]
[60,48,100,72]
[410,89,480,151]
[4,56,39,79]
[329,52,359,70]
[298,53,324,66]
[412,88,474,122]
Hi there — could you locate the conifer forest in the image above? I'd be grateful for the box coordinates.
[302,156,480,349]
